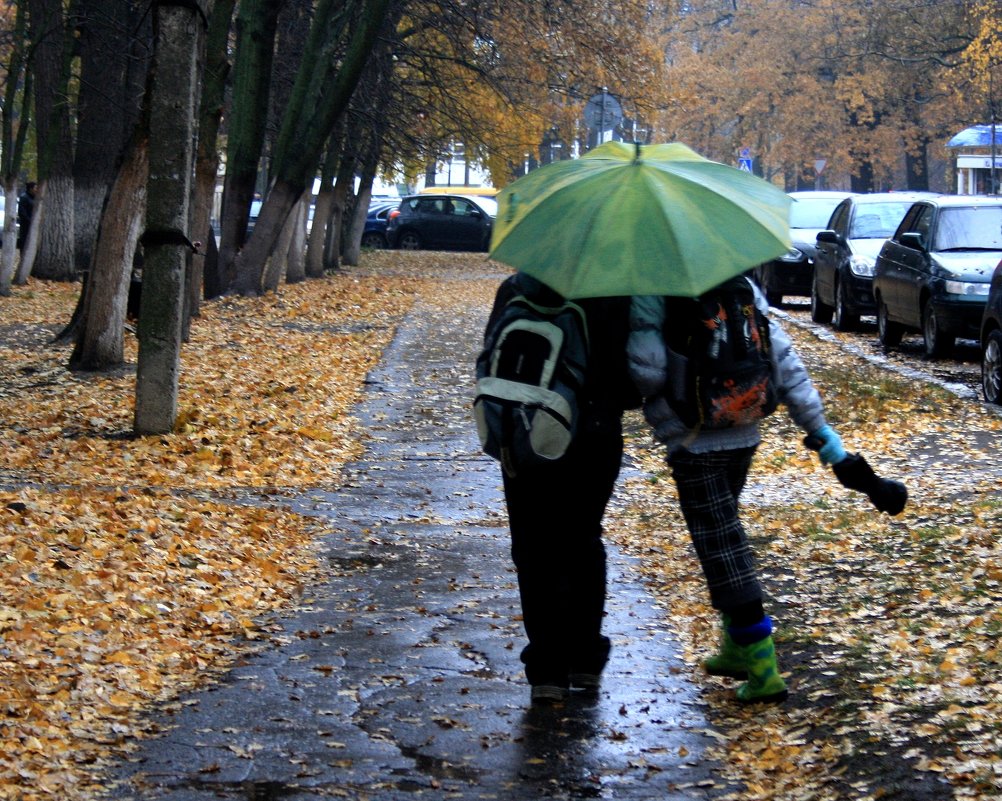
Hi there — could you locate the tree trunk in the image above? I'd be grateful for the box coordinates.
[285,197,307,283]
[217,0,283,290]
[28,0,76,281]
[0,185,18,295]
[328,145,358,270]
[14,181,43,284]
[1,1,32,295]
[69,135,148,370]
[342,172,374,267]
[263,198,296,292]
[189,0,236,309]
[305,135,340,278]
[134,0,203,436]
[232,0,391,294]
[73,0,149,277]
[905,138,929,191]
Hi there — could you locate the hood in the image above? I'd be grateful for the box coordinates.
[931,250,1002,283]
[847,238,887,261]
[792,227,824,257]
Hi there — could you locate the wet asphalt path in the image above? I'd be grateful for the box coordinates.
[108,273,734,800]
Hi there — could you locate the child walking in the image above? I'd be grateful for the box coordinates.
[627,278,846,703]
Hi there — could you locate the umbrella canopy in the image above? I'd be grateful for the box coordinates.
[489,141,792,299]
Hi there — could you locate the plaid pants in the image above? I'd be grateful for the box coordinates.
[667,446,763,611]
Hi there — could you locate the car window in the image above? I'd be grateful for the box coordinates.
[910,206,934,244]
[790,198,843,228]
[850,202,914,239]
[451,199,477,216]
[933,206,1002,250]
[829,201,850,233]
[472,198,498,217]
[403,198,421,212]
[416,198,444,214]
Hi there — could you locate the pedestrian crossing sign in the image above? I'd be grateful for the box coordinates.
[738,157,753,172]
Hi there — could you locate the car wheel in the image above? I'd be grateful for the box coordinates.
[983,329,1002,405]
[832,279,859,332]
[876,297,903,348]
[810,274,833,324]
[397,230,422,250]
[361,232,386,249]
[922,298,954,359]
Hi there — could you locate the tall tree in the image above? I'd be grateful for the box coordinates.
[231,0,391,295]
[190,0,237,309]
[216,0,284,290]
[134,0,206,435]
[72,0,149,277]
[26,0,75,281]
[0,0,33,295]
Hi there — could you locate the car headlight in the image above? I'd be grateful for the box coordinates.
[944,280,990,296]
[779,247,804,262]
[848,254,875,277]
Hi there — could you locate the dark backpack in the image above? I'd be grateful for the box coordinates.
[662,276,778,430]
[473,278,589,476]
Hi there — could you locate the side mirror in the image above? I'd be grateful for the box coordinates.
[469,209,483,219]
[816,230,842,246]
[899,232,926,251]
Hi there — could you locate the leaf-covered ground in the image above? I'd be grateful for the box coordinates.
[0,257,429,800]
[2,253,1001,800]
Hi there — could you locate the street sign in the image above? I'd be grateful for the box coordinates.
[584,92,623,132]
[740,147,751,159]
[814,159,827,175]
[738,158,753,172]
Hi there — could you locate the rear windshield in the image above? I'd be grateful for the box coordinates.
[849,202,914,239]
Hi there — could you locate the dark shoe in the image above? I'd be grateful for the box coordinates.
[530,684,569,704]
[568,672,601,691]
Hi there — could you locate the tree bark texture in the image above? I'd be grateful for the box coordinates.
[134,0,202,436]
[70,135,148,371]
[189,0,236,307]
[217,0,283,291]
[73,0,150,276]
[284,198,307,284]
[27,0,76,281]
[232,0,391,295]
[305,135,341,278]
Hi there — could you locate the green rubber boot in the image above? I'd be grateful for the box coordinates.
[733,635,788,704]
[702,616,748,679]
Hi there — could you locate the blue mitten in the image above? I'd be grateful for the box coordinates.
[810,425,847,466]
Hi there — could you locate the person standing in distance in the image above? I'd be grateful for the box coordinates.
[17,181,36,251]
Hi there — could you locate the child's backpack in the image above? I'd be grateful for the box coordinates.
[662,275,778,430]
[473,276,589,477]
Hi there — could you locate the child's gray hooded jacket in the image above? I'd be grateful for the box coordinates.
[627,281,829,455]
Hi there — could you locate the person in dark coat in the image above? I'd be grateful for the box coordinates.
[16,182,36,250]
[482,272,641,704]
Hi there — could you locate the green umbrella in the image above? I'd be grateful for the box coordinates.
[489,141,792,299]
